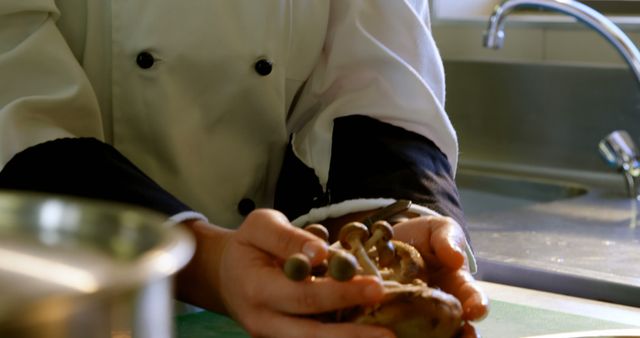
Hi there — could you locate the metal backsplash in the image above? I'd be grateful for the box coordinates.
[444,60,640,173]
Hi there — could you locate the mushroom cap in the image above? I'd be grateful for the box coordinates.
[328,250,358,281]
[377,240,396,268]
[371,220,394,241]
[304,223,330,242]
[338,222,370,250]
[283,253,311,281]
[388,240,427,284]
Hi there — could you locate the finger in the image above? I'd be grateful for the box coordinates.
[393,216,466,270]
[254,268,385,314]
[460,282,490,321]
[430,217,466,269]
[245,312,395,338]
[434,270,489,321]
[457,322,480,338]
[240,209,328,264]
[391,217,431,249]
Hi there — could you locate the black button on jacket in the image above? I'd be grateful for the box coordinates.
[254,59,273,76]
[136,51,155,69]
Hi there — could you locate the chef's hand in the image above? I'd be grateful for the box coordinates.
[176,209,395,338]
[393,216,489,325]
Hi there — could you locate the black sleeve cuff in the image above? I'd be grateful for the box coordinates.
[0,138,192,216]
[275,115,467,237]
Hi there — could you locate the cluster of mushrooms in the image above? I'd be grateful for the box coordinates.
[284,218,464,338]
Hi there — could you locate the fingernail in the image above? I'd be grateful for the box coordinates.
[450,240,464,255]
[302,240,327,260]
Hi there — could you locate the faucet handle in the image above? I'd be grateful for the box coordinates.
[598,130,640,171]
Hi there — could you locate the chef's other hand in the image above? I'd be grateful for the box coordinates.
[457,322,481,338]
[176,209,395,338]
[393,216,489,322]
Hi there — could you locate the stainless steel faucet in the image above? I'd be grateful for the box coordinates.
[599,130,640,196]
[483,0,640,86]
[483,0,640,227]
[600,130,640,228]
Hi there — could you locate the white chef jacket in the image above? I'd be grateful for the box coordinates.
[0,0,458,228]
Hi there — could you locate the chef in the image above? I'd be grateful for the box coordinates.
[0,0,488,337]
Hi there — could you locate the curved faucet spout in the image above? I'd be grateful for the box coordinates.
[484,0,640,86]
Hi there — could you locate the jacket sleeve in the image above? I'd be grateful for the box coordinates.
[287,0,457,185]
[277,1,466,230]
[0,138,194,218]
[0,1,103,168]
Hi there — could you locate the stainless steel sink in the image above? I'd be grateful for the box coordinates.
[455,165,640,307]
[456,169,588,216]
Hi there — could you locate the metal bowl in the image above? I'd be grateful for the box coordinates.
[0,191,194,338]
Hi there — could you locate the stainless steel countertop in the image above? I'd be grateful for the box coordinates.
[457,162,640,306]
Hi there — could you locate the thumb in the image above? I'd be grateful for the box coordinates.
[430,217,466,269]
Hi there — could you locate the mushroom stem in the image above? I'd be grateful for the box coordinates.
[350,238,381,279]
[339,222,381,279]
[364,220,393,250]
[362,221,395,269]
[364,230,384,250]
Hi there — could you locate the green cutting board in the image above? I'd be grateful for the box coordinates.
[177,311,248,338]
[176,300,639,338]
[475,300,638,337]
